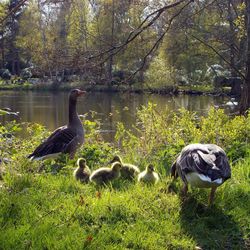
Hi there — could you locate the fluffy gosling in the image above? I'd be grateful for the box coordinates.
[73,158,91,183]
[110,155,140,179]
[138,164,159,184]
[90,162,121,185]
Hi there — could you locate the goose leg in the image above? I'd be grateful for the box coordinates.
[181,183,188,196]
[209,186,217,205]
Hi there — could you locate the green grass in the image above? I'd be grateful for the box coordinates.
[0,108,250,249]
[0,155,249,249]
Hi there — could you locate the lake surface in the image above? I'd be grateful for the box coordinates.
[0,90,238,141]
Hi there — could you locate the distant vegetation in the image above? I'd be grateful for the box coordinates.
[0,107,249,249]
[0,1,248,99]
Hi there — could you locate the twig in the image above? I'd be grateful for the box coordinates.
[87,0,189,61]
[187,33,246,80]
[0,0,28,24]
[125,0,194,84]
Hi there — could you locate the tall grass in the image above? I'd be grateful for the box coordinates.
[0,107,249,249]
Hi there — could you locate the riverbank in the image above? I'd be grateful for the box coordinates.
[0,80,232,96]
[0,107,249,249]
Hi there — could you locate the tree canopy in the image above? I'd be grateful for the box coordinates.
[0,0,250,111]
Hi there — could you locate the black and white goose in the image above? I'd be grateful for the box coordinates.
[28,89,85,160]
[171,143,231,204]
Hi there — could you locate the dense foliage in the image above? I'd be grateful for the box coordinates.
[0,0,247,88]
[0,107,249,249]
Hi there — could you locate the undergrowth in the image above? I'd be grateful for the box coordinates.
[0,106,249,249]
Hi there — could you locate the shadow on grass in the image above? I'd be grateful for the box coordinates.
[179,196,246,249]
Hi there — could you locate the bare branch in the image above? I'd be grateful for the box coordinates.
[126,0,194,84]
[187,33,246,80]
[0,0,28,24]
[87,0,190,61]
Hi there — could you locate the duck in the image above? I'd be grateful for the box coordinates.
[110,155,140,179]
[89,162,121,185]
[138,164,159,184]
[171,143,231,205]
[28,89,86,160]
[73,158,91,183]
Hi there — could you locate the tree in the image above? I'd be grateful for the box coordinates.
[240,0,250,113]
[0,2,8,68]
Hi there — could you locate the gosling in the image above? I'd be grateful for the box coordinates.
[89,162,121,185]
[138,164,159,184]
[110,155,140,179]
[73,158,91,183]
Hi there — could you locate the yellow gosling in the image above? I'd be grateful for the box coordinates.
[90,162,121,185]
[73,158,91,183]
[138,164,159,184]
[110,155,140,179]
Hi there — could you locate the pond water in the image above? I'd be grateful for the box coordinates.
[0,90,238,141]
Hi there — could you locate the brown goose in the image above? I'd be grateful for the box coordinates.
[171,143,231,205]
[110,155,140,179]
[73,158,91,183]
[89,162,121,185]
[28,89,85,160]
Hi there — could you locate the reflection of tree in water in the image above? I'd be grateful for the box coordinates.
[0,91,238,141]
[180,197,245,249]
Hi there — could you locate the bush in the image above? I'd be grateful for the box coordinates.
[145,56,180,88]
[20,68,32,80]
[115,105,250,172]
[0,69,11,80]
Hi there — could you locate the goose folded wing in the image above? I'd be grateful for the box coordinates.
[198,148,231,180]
[180,150,230,181]
[28,127,76,158]
[214,153,231,179]
[197,150,216,167]
[179,150,216,175]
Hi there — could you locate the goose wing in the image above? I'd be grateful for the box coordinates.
[177,144,231,181]
[28,126,77,159]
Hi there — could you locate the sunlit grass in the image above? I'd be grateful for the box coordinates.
[0,107,250,249]
[0,154,249,249]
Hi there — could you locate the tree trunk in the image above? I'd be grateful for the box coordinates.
[228,0,236,76]
[37,0,52,79]
[240,0,250,114]
[107,0,115,87]
[1,36,5,68]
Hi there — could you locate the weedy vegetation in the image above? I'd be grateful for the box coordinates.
[0,106,249,249]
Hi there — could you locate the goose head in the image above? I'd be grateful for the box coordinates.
[69,89,86,101]
[111,162,122,172]
[110,155,122,164]
[147,164,154,173]
[77,158,87,169]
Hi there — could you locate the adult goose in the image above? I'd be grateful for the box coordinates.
[171,143,231,205]
[28,89,86,160]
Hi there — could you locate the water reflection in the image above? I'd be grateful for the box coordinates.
[0,90,236,141]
